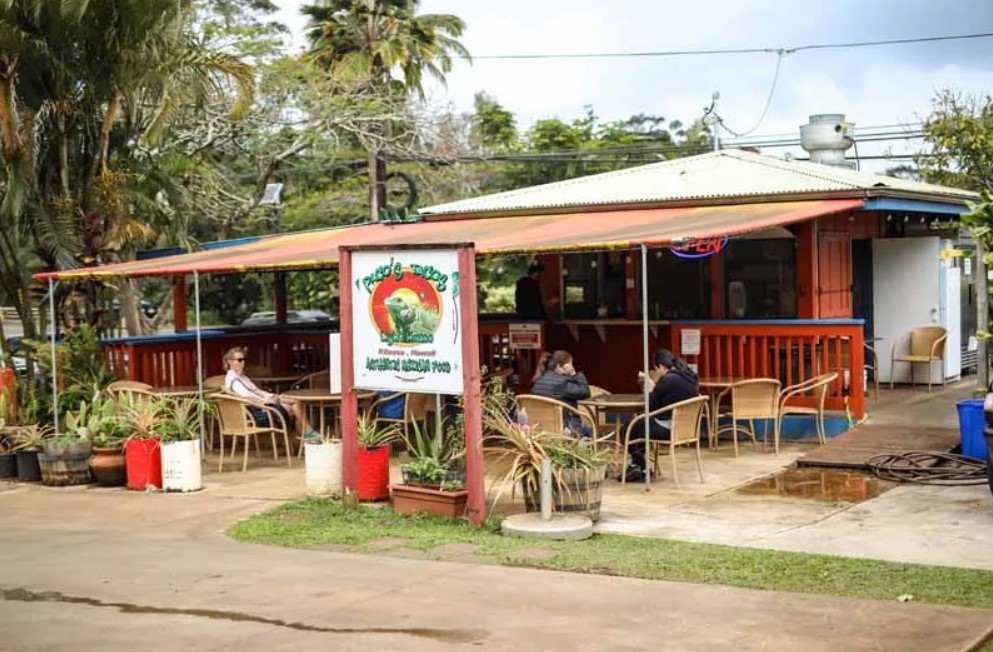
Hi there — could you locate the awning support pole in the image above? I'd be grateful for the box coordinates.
[194,271,205,446]
[49,278,58,432]
[641,244,651,490]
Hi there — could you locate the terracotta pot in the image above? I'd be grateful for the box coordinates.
[90,446,127,487]
[392,484,469,518]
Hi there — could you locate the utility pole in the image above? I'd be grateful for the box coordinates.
[369,150,387,221]
[704,91,721,153]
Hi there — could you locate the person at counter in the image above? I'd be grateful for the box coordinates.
[623,349,699,483]
[515,261,545,319]
[223,347,318,442]
[531,350,592,436]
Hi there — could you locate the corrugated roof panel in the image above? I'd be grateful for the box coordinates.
[419,150,975,216]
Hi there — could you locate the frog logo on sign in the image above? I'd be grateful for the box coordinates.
[359,257,447,346]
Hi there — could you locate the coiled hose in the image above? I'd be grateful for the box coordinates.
[866,452,989,486]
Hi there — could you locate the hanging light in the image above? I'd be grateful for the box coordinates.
[590,259,598,269]
[886,213,893,222]
[902,215,909,223]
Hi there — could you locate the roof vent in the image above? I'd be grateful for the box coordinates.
[800,114,855,168]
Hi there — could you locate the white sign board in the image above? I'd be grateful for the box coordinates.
[509,323,542,350]
[328,333,342,394]
[680,329,702,356]
[351,249,464,394]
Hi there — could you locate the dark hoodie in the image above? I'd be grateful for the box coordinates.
[648,367,699,414]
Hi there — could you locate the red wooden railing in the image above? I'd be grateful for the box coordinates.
[103,319,545,393]
[102,324,334,387]
[670,320,866,419]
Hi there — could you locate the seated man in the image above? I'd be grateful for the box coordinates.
[531,350,592,436]
[222,347,317,442]
[623,349,699,482]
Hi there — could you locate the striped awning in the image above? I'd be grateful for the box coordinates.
[36,198,863,280]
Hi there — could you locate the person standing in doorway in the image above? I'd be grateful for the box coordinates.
[515,260,545,320]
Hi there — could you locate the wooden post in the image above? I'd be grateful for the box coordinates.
[458,246,486,526]
[172,275,187,332]
[338,249,359,495]
[794,220,819,319]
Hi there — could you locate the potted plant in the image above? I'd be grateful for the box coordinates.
[356,413,399,501]
[483,395,612,521]
[39,393,119,486]
[123,394,165,491]
[304,431,343,498]
[392,420,468,517]
[87,394,130,487]
[8,425,52,482]
[0,433,15,479]
[156,397,209,492]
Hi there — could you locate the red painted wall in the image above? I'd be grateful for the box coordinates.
[545,323,671,393]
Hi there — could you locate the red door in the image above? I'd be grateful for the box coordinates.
[817,232,852,318]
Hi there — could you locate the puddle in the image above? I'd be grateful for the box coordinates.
[1,587,487,644]
[736,467,894,503]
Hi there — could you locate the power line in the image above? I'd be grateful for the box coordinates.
[468,32,993,61]
[718,51,785,137]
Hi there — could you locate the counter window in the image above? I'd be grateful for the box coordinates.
[634,251,710,319]
[722,239,796,319]
[561,251,627,318]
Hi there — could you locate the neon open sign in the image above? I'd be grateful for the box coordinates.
[670,235,729,259]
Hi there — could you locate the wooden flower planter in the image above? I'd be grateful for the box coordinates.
[392,485,469,518]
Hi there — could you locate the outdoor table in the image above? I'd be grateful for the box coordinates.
[279,388,376,437]
[255,375,302,393]
[580,393,646,441]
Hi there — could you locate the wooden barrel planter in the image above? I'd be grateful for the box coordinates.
[554,465,607,522]
[38,441,93,486]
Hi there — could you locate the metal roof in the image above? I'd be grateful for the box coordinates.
[37,199,861,280]
[419,149,977,217]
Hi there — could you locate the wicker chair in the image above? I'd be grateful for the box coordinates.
[620,395,708,486]
[290,370,330,391]
[715,379,781,457]
[777,372,838,453]
[213,393,293,472]
[890,326,947,391]
[203,375,226,391]
[365,392,434,440]
[514,394,596,438]
[107,380,156,404]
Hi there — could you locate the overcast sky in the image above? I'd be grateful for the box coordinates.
[273,0,993,171]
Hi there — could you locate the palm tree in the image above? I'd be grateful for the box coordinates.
[302,0,469,218]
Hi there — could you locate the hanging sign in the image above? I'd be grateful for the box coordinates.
[670,235,729,259]
[351,249,464,394]
[509,323,542,350]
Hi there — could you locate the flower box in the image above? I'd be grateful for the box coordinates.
[392,484,469,518]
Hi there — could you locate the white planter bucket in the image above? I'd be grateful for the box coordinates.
[162,440,203,492]
[305,441,343,497]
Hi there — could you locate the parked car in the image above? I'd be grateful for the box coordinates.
[110,299,157,319]
[240,310,333,327]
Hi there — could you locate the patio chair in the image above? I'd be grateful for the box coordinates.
[620,395,708,487]
[366,391,434,444]
[777,372,838,453]
[290,370,330,391]
[203,375,226,391]
[715,379,781,457]
[107,380,155,405]
[889,326,947,391]
[213,393,293,472]
[514,394,596,438]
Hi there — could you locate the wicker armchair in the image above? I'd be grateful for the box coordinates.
[777,372,838,453]
[514,394,596,438]
[290,370,330,391]
[212,393,292,472]
[715,379,781,457]
[620,395,708,486]
[890,326,947,391]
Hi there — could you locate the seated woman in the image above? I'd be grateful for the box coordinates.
[531,350,592,436]
[623,349,699,482]
[222,347,317,442]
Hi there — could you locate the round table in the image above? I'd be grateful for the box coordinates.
[279,389,376,437]
[579,393,647,439]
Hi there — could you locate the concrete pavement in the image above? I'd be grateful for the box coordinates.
[1,482,991,652]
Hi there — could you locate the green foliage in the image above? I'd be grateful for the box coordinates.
[64,392,128,445]
[918,90,993,192]
[155,397,213,443]
[356,412,400,448]
[230,500,993,612]
[198,273,266,326]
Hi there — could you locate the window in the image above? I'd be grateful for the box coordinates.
[722,239,796,319]
[561,251,627,318]
[634,250,710,319]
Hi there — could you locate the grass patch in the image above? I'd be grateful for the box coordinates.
[228,499,993,611]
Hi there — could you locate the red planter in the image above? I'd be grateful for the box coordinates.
[357,445,390,501]
[125,438,162,491]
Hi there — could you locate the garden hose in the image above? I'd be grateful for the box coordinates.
[866,452,989,486]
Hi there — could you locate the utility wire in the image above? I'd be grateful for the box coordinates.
[719,51,786,137]
[468,32,993,60]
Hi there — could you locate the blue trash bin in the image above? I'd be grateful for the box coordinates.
[956,399,988,461]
